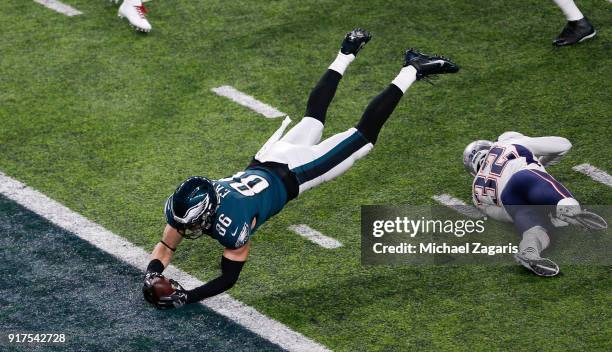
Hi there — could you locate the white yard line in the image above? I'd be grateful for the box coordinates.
[572,163,612,188]
[432,194,484,219]
[34,0,82,16]
[288,224,342,249]
[211,85,286,118]
[0,171,329,352]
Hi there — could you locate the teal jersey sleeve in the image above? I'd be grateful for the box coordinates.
[208,168,288,249]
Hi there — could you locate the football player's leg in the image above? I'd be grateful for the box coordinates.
[526,172,609,229]
[524,170,573,204]
[513,222,559,277]
[289,63,415,191]
[503,169,569,209]
[279,68,340,147]
[551,0,595,46]
[291,128,373,193]
[289,48,458,193]
[279,69,338,146]
[302,70,342,128]
[511,204,559,277]
[502,179,559,277]
[530,172,608,229]
[517,169,606,229]
[355,49,459,144]
[553,0,584,22]
[501,170,608,230]
[280,116,325,147]
[354,74,409,144]
[281,29,371,146]
[503,169,566,227]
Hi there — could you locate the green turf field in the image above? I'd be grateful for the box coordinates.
[1,0,611,350]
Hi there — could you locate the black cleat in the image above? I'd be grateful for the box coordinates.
[340,28,372,56]
[553,17,596,47]
[403,49,459,80]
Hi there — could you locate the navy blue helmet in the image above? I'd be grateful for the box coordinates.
[165,177,220,239]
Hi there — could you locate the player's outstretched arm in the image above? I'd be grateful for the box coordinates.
[143,230,249,308]
[183,243,250,304]
[499,132,572,166]
[149,224,183,270]
[142,224,183,307]
[519,136,572,166]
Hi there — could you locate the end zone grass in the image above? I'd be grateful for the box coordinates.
[1,0,610,350]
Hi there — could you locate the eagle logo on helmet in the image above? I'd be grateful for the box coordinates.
[165,177,220,239]
[174,193,210,225]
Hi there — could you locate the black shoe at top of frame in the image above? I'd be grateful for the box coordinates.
[403,49,459,80]
[553,17,596,47]
[340,28,372,56]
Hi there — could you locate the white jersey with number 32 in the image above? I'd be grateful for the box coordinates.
[471,132,572,222]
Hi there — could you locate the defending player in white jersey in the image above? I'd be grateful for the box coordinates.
[463,132,607,277]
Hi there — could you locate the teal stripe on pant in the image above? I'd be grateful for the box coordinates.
[292,130,369,184]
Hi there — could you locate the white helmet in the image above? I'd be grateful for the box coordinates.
[463,140,493,176]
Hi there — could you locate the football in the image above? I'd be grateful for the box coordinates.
[150,276,175,300]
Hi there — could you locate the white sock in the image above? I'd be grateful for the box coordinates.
[391,66,417,94]
[519,226,550,257]
[552,0,584,21]
[328,52,355,76]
